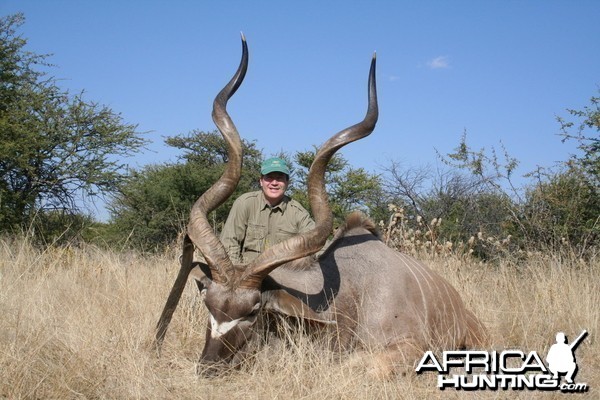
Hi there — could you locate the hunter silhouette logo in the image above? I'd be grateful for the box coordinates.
[546,330,587,384]
[415,330,589,393]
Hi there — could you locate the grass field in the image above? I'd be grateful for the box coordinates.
[1,237,597,399]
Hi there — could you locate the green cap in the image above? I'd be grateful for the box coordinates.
[261,157,290,176]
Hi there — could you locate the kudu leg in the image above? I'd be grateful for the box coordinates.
[154,235,195,350]
[347,338,423,380]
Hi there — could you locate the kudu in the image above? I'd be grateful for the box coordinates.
[155,35,487,377]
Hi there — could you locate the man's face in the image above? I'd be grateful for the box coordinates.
[259,172,289,205]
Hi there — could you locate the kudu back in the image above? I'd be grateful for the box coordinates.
[155,35,488,378]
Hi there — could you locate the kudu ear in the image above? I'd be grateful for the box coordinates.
[189,262,213,293]
[262,290,337,325]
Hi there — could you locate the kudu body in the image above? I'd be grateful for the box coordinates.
[155,36,487,377]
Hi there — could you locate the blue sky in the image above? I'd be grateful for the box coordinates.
[2,1,599,218]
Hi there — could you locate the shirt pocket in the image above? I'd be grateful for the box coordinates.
[244,223,267,253]
[275,225,298,245]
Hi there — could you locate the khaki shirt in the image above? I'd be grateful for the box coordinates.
[220,190,315,264]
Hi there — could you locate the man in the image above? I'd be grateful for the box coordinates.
[220,157,315,264]
[546,331,580,384]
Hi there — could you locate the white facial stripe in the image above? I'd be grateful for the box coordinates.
[210,314,242,339]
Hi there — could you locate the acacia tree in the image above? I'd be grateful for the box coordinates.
[0,14,144,233]
[528,91,600,254]
[381,159,517,259]
[557,91,599,186]
[109,130,262,251]
[290,147,386,226]
[431,109,599,257]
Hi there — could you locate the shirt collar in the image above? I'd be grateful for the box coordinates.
[260,191,289,212]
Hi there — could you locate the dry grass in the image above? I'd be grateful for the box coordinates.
[1,237,598,399]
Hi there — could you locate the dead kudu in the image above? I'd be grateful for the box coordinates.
[154,36,487,378]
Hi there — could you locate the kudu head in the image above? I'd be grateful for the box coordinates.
[179,35,378,373]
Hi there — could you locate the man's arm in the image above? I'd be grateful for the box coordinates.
[291,200,329,257]
[219,196,250,264]
[296,208,315,233]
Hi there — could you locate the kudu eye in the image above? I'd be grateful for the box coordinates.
[247,302,261,318]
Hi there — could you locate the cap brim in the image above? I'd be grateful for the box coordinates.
[261,167,290,175]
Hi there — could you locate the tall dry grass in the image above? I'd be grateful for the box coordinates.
[0,236,598,399]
